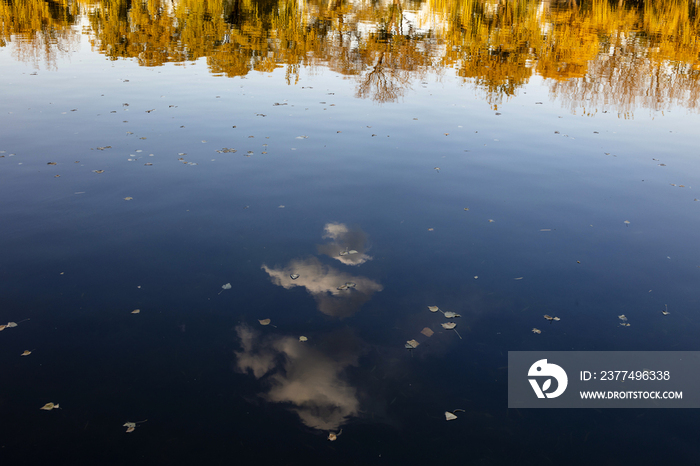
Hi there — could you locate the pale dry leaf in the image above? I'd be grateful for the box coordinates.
[441,322,456,330]
[124,197,133,201]
[428,306,440,313]
[405,339,420,349]
[443,311,461,318]
[258,319,271,326]
[6,322,17,328]
[618,315,627,321]
[532,328,541,334]
[126,426,135,433]
[131,309,140,314]
[218,283,232,294]
[21,350,31,356]
[0,324,5,331]
[40,403,58,410]
[445,411,458,421]
[299,336,308,342]
[123,422,136,428]
[290,274,300,280]
[421,327,434,337]
[327,429,342,441]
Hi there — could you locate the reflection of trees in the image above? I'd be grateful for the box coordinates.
[4,0,700,112]
[0,0,80,68]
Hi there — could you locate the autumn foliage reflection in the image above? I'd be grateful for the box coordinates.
[2,0,700,111]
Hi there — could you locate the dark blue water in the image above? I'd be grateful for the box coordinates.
[2,13,700,466]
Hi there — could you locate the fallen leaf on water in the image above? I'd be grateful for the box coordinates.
[662,304,670,316]
[405,339,420,349]
[327,428,342,441]
[514,277,523,280]
[618,315,627,321]
[337,284,348,290]
[40,403,59,410]
[428,228,434,231]
[443,311,461,318]
[623,220,630,225]
[93,170,105,174]
[428,306,440,313]
[0,325,5,331]
[126,426,135,433]
[6,322,18,328]
[444,409,464,421]
[258,319,271,326]
[219,283,232,295]
[421,327,434,337]
[290,274,299,280]
[620,322,631,327]
[131,309,140,314]
[347,250,358,255]
[299,336,308,342]
[21,350,31,356]
[544,315,560,321]
[441,322,462,339]
[488,219,495,223]
[532,328,541,334]
[124,197,133,201]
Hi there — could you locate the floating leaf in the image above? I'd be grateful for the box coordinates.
[40,403,59,410]
[0,324,5,331]
[126,426,135,433]
[662,304,670,316]
[421,327,434,337]
[344,282,356,288]
[290,274,300,280]
[428,306,440,313]
[443,311,461,318]
[488,219,495,223]
[441,322,462,339]
[258,319,271,326]
[347,250,358,255]
[299,336,308,342]
[337,284,348,290]
[445,411,458,421]
[327,428,342,441]
[544,315,560,321]
[620,322,631,327]
[514,277,523,280]
[131,309,140,314]
[618,315,627,321]
[21,350,31,356]
[532,328,541,334]
[405,339,420,349]
[124,197,133,201]
[93,170,105,174]
[6,322,17,328]
[218,283,232,295]
[623,220,630,225]
[123,422,136,428]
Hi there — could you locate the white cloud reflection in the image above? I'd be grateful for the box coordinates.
[317,222,372,266]
[261,256,383,318]
[234,324,361,431]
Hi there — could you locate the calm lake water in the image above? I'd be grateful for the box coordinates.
[2,0,700,464]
